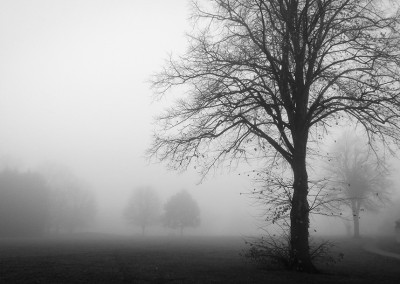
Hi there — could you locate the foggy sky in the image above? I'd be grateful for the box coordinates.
[0,0,259,236]
[1,0,399,237]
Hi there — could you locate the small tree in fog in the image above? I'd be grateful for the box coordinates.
[325,132,392,238]
[163,190,200,236]
[123,187,160,235]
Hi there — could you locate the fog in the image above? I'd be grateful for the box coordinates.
[0,0,260,237]
[1,0,399,239]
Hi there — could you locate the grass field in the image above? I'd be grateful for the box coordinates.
[0,233,399,283]
[373,236,400,255]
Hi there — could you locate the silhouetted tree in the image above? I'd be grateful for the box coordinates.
[325,132,391,238]
[163,190,200,236]
[123,187,160,235]
[149,0,400,272]
[0,170,50,237]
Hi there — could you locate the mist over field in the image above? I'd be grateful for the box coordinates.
[1,0,400,240]
[2,1,400,282]
[0,0,260,238]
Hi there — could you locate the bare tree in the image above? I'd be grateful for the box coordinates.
[123,187,160,235]
[163,190,200,236]
[325,132,392,238]
[149,0,400,272]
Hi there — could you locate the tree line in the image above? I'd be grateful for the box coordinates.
[0,164,96,237]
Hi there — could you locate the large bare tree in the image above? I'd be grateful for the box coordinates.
[149,0,400,272]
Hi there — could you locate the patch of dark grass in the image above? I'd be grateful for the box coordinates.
[243,233,340,271]
[0,234,399,283]
[373,235,400,254]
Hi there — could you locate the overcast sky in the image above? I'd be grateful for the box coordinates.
[1,0,399,236]
[0,0,260,235]
[0,0,187,168]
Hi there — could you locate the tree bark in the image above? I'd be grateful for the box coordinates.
[353,214,360,238]
[351,202,360,238]
[290,146,317,272]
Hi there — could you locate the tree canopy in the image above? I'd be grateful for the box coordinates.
[123,187,160,235]
[163,190,201,235]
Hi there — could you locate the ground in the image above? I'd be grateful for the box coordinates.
[0,233,399,283]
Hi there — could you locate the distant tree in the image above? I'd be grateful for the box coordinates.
[0,169,50,237]
[123,187,160,235]
[163,190,200,236]
[149,0,400,272]
[38,163,97,233]
[325,132,392,238]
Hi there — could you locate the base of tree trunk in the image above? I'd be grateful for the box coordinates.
[291,258,319,273]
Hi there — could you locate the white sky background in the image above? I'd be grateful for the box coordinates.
[0,0,259,235]
[1,0,398,236]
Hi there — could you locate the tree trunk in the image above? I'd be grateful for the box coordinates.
[290,152,317,273]
[353,214,360,238]
[351,201,360,238]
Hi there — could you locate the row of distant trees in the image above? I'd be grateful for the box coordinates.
[123,188,200,236]
[0,164,96,237]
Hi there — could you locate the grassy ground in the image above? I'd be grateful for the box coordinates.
[0,233,399,283]
[373,235,400,254]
